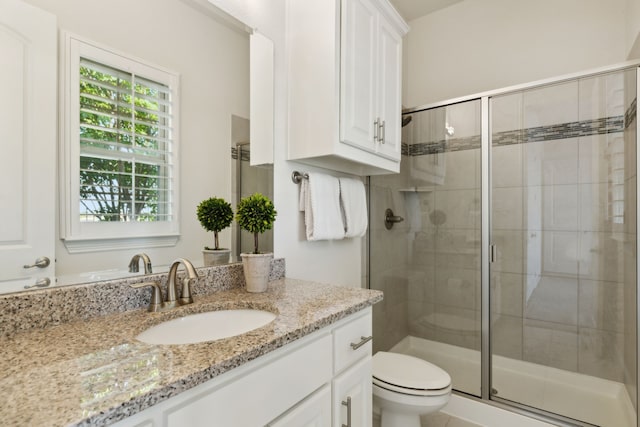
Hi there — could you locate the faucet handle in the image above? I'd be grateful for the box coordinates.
[131,281,163,312]
[179,277,195,305]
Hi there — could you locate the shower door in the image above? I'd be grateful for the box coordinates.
[489,69,638,426]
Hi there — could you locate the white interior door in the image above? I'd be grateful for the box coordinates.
[0,0,56,291]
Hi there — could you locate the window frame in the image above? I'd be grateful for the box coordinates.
[60,32,180,253]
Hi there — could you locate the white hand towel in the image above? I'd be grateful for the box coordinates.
[299,172,345,241]
[339,177,368,238]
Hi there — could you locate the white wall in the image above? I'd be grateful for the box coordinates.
[25,0,249,275]
[403,0,629,107]
[211,0,364,288]
[627,0,640,58]
[219,1,365,288]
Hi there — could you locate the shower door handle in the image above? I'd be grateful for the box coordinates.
[490,244,497,263]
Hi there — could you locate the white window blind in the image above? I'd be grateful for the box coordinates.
[79,58,173,223]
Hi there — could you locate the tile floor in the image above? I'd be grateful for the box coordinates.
[373,412,482,427]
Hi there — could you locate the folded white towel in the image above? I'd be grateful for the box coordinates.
[299,172,345,241]
[339,177,368,238]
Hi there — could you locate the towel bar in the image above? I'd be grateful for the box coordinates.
[291,171,309,184]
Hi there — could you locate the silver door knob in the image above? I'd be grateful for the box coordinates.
[24,277,51,289]
[23,257,50,269]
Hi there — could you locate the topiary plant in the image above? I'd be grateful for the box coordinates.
[196,197,234,250]
[236,193,277,254]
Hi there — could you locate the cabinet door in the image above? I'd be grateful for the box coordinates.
[332,357,372,427]
[269,385,331,427]
[376,13,403,161]
[340,0,378,152]
[0,1,56,291]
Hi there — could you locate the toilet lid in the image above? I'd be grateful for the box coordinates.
[372,352,451,392]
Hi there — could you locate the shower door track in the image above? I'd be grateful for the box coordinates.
[404,59,640,114]
[452,390,599,427]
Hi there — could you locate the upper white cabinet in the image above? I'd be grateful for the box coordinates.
[340,0,403,161]
[287,0,408,175]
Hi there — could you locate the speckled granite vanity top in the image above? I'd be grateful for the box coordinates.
[0,263,382,427]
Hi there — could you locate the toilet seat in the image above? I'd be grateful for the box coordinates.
[372,352,451,397]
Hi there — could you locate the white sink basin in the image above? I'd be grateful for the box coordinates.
[136,309,277,345]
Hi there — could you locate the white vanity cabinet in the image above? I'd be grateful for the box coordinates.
[332,310,373,427]
[111,308,372,427]
[268,385,332,427]
[287,0,408,176]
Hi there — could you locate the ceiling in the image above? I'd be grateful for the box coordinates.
[389,0,464,21]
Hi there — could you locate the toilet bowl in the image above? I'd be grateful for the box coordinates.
[372,351,451,427]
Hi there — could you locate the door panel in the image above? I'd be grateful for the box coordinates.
[340,0,377,151]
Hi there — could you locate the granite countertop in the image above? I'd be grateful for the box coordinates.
[0,278,382,427]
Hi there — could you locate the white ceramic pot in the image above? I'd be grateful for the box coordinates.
[240,252,273,293]
[202,248,231,266]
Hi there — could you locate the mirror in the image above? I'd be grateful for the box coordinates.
[1,0,273,293]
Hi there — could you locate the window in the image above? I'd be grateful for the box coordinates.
[61,34,180,252]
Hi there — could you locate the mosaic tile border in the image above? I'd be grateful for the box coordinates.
[402,98,637,155]
[491,115,625,147]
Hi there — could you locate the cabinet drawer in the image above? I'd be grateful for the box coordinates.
[333,310,372,374]
[165,333,332,426]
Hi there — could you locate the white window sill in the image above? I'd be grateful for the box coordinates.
[62,234,180,254]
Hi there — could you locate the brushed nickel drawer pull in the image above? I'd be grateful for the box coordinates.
[350,335,372,350]
[341,396,352,427]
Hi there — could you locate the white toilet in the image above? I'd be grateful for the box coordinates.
[372,351,452,427]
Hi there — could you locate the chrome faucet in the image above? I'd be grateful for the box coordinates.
[165,258,199,309]
[129,253,153,274]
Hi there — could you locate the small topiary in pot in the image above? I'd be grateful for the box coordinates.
[197,197,234,266]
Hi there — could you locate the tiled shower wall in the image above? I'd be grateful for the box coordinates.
[370,155,412,354]
[371,68,637,388]
[371,100,482,355]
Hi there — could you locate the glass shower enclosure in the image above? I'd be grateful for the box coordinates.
[369,64,638,426]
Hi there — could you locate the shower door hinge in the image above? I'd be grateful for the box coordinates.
[490,244,497,263]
